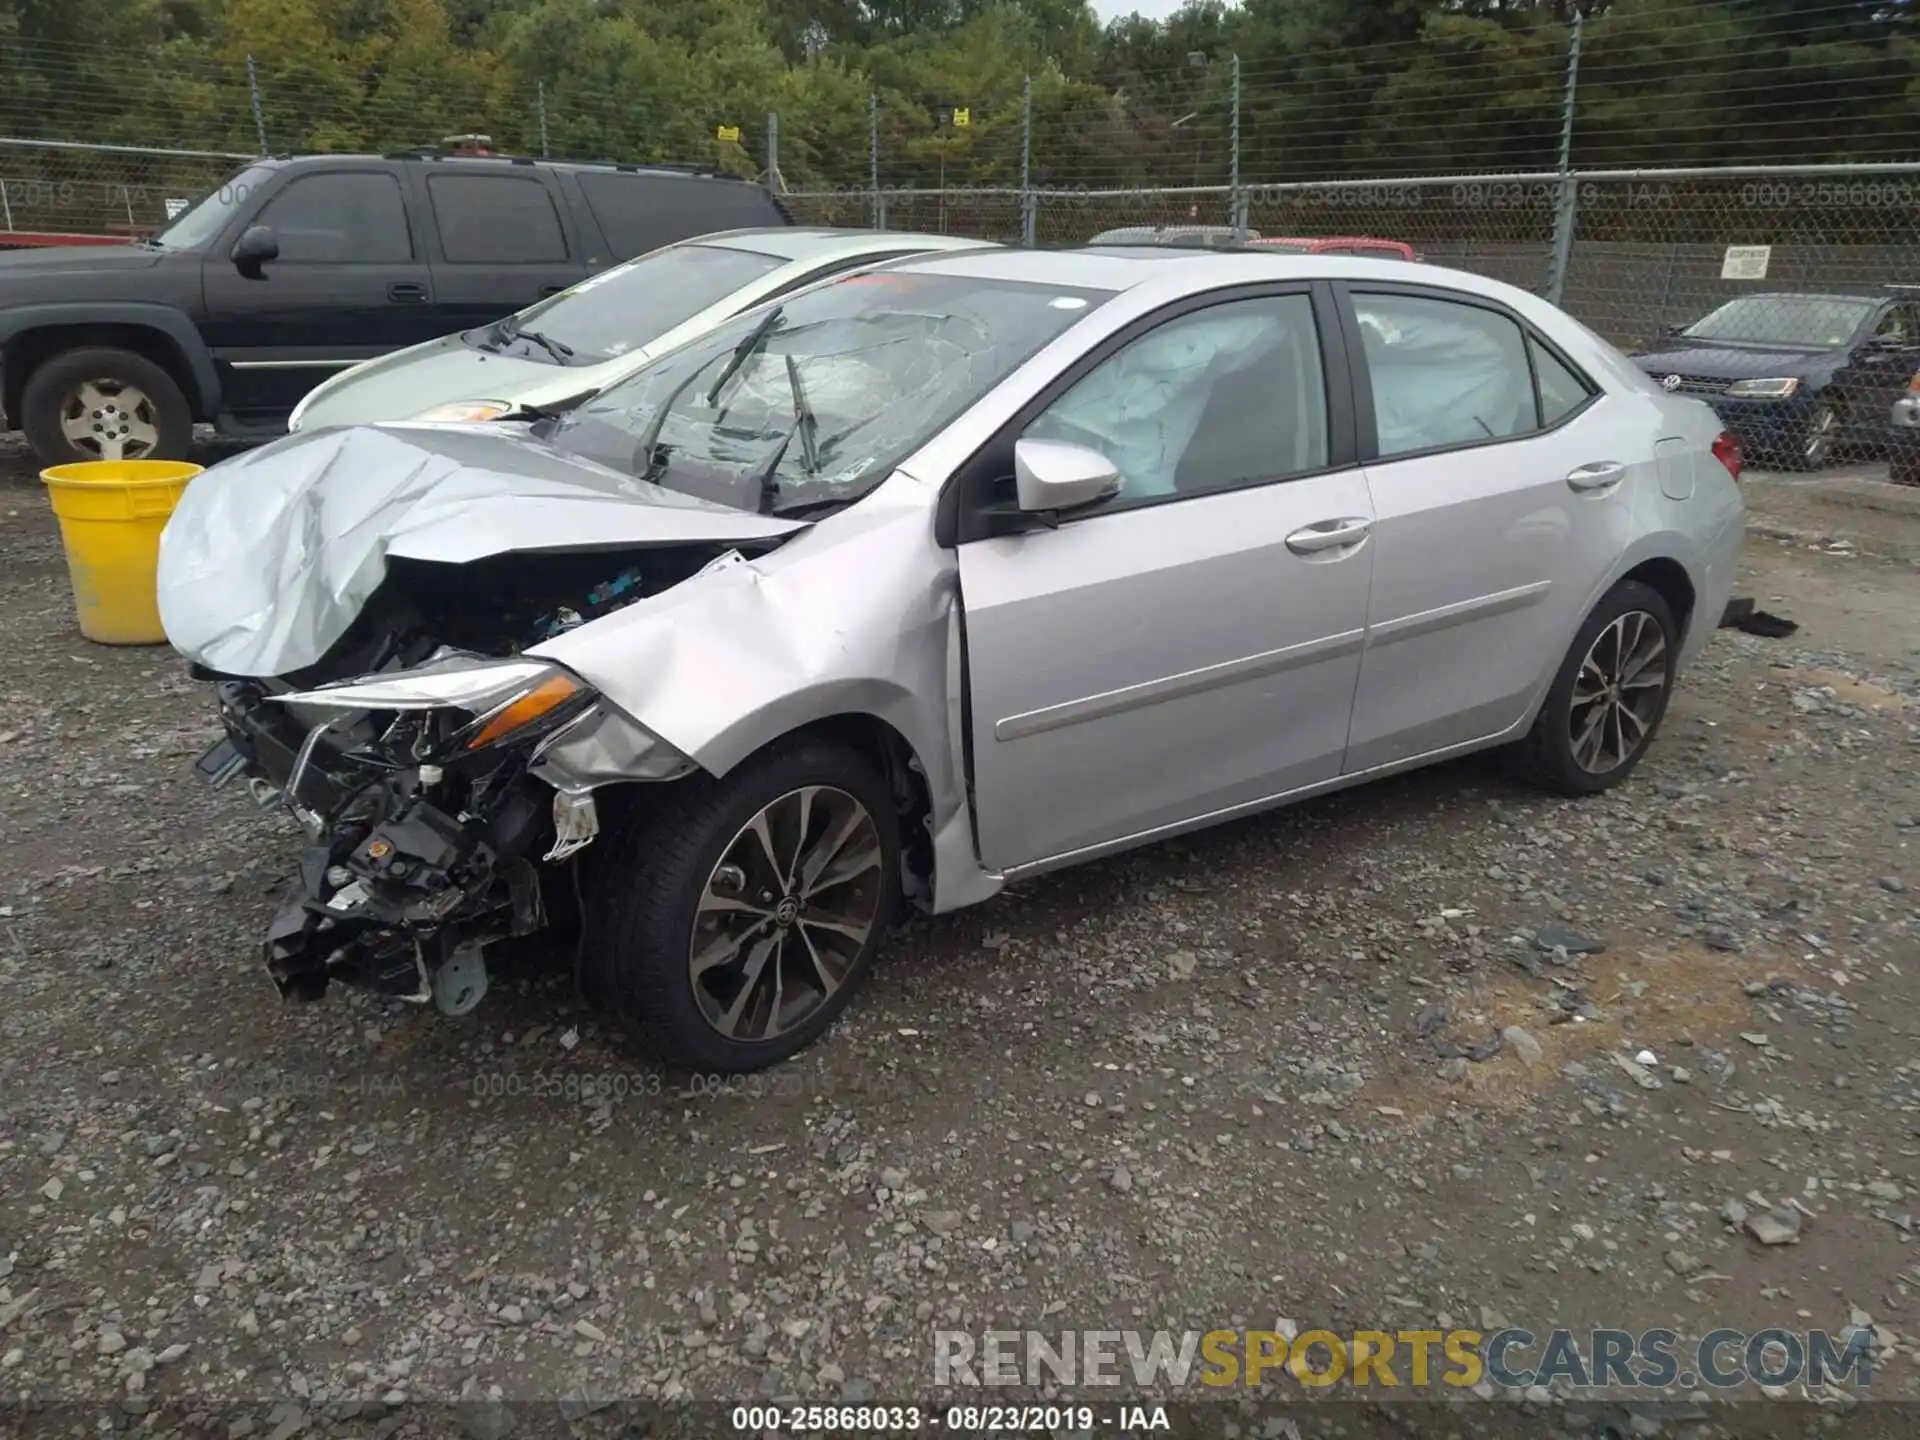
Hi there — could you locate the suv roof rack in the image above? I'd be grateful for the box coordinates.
[378,148,756,182]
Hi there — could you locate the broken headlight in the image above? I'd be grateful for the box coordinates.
[273,655,595,760]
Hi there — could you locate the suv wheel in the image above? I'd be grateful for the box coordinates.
[21,347,193,466]
[581,737,902,1073]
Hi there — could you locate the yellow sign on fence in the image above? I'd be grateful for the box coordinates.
[716,124,741,143]
[952,107,971,127]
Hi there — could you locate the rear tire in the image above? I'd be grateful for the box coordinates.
[581,737,901,1073]
[1510,580,1678,798]
[20,346,193,467]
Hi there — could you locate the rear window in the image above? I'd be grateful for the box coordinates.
[428,174,569,264]
[578,172,785,261]
[503,242,787,362]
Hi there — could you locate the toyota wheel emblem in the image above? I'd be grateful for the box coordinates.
[1661,373,1683,391]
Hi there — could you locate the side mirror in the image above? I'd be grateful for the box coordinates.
[1656,321,1684,340]
[1869,331,1908,351]
[231,225,279,277]
[1013,438,1122,515]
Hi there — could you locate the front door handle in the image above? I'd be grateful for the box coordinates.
[539,284,566,298]
[1566,461,1626,491]
[388,282,428,303]
[1285,517,1372,554]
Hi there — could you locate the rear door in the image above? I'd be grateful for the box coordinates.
[573,171,789,262]
[198,165,434,416]
[1338,283,1635,772]
[418,168,587,336]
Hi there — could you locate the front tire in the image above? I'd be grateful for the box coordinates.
[581,737,901,1073]
[1778,398,1840,472]
[1511,580,1678,798]
[20,346,193,467]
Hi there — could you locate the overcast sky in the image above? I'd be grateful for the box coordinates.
[1090,0,1196,23]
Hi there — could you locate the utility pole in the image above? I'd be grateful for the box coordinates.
[1544,10,1585,305]
[1020,76,1035,247]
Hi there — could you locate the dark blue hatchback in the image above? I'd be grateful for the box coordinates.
[1631,291,1920,470]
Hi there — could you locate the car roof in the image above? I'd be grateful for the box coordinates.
[700,228,997,262]
[1711,291,1881,303]
[888,244,1447,293]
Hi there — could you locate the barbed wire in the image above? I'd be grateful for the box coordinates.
[3,0,1920,213]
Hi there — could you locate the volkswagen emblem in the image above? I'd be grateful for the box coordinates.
[1660,373,1683,392]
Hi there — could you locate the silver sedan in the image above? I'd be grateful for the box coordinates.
[160,246,1747,1073]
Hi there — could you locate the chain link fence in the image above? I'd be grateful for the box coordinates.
[0,140,248,243]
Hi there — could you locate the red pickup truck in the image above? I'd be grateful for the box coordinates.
[1249,235,1422,261]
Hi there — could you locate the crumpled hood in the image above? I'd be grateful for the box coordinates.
[157,423,805,678]
[295,335,570,430]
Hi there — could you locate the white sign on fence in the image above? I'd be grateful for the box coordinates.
[164,198,190,219]
[1721,244,1771,280]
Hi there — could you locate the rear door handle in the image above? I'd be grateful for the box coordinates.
[1566,461,1626,491]
[1285,517,1372,554]
[539,284,566,298]
[388,282,428,303]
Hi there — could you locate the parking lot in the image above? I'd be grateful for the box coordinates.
[1,433,1917,1435]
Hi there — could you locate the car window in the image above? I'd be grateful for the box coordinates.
[154,163,277,251]
[1874,306,1916,344]
[1353,293,1537,457]
[427,175,568,264]
[577,172,782,261]
[500,243,786,362]
[253,172,411,263]
[1531,337,1594,425]
[1023,294,1328,510]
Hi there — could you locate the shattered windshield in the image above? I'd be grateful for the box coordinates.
[550,271,1110,515]
[1681,296,1874,348]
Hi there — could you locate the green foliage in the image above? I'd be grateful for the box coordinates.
[1,0,1918,196]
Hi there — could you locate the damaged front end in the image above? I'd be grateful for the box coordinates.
[199,609,697,1014]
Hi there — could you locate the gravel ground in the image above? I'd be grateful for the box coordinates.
[1,437,1917,1440]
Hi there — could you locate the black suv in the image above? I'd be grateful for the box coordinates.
[0,151,792,465]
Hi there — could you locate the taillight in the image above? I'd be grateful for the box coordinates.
[1712,431,1743,480]
[1907,369,1920,394]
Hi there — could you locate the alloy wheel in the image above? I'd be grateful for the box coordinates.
[1802,404,1837,465]
[687,785,884,1042]
[1568,609,1669,775]
[58,378,160,461]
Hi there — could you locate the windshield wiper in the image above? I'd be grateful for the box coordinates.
[706,306,784,409]
[491,320,572,362]
[785,354,820,477]
[746,425,798,515]
[629,362,717,479]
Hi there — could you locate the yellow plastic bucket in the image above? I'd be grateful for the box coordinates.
[40,460,203,645]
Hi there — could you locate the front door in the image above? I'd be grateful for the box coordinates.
[1339,285,1638,772]
[1833,300,1920,441]
[956,290,1376,872]
[199,166,438,417]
